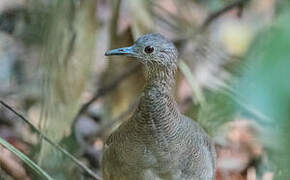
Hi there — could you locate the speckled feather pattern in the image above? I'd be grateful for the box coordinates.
[102,33,216,180]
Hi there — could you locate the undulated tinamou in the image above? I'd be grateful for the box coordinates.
[102,33,216,180]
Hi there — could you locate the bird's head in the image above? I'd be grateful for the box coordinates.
[105,33,178,69]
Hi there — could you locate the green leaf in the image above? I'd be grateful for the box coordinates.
[0,137,54,180]
[236,11,290,179]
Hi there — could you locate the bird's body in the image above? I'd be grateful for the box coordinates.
[102,33,216,180]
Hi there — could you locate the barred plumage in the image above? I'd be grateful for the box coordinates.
[103,33,216,180]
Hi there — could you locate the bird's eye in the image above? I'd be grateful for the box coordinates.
[144,46,154,54]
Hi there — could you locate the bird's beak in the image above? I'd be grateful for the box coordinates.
[105,46,136,57]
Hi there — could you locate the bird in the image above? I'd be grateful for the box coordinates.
[102,33,216,180]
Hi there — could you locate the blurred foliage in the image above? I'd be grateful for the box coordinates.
[196,92,236,136]
[23,0,98,179]
[235,9,290,179]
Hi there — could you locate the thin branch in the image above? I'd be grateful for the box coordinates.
[170,0,250,53]
[76,63,140,118]
[100,99,139,138]
[0,100,102,180]
[202,0,249,29]
[178,60,205,105]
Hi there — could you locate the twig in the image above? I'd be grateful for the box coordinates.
[0,100,102,180]
[178,60,205,105]
[202,0,249,29]
[100,99,139,138]
[170,0,250,53]
[76,63,140,118]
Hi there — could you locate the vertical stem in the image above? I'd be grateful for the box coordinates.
[110,0,122,49]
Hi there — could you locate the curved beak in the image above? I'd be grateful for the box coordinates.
[105,46,136,57]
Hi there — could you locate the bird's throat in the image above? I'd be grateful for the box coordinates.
[135,66,180,134]
[144,65,176,92]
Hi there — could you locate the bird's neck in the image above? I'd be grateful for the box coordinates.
[144,65,176,93]
[134,65,181,134]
